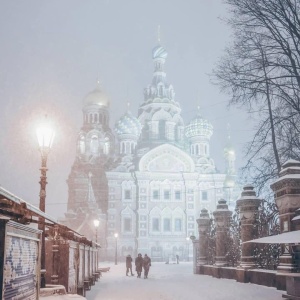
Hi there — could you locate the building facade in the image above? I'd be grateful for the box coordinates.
[63,43,237,262]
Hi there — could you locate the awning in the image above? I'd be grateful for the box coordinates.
[244,231,300,244]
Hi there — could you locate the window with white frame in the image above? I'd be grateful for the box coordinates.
[152,218,160,231]
[124,189,131,200]
[174,218,182,232]
[163,218,171,231]
[123,218,132,232]
[152,190,159,200]
[164,190,170,200]
[202,191,208,201]
[175,190,181,200]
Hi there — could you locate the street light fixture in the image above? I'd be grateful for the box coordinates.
[114,233,118,265]
[36,120,55,288]
[93,219,100,243]
[186,236,190,262]
[93,219,100,271]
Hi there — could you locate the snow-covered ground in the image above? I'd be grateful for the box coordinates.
[87,262,284,300]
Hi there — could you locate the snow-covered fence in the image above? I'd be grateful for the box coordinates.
[194,160,300,294]
[45,229,100,297]
[0,186,101,298]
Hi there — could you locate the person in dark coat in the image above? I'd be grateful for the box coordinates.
[126,254,134,276]
[135,253,143,278]
[143,254,151,279]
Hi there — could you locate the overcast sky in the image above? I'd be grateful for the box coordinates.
[0,0,253,218]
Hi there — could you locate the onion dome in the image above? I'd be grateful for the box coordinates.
[152,45,168,60]
[115,111,142,138]
[83,82,109,107]
[185,109,213,139]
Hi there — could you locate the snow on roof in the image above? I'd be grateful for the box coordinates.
[244,230,300,244]
[292,215,300,221]
[272,173,300,185]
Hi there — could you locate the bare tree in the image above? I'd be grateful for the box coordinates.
[213,0,300,191]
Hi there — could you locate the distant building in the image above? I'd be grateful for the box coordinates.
[62,43,237,261]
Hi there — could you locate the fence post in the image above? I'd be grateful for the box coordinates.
[236,185,261,269]
[213,199,232,266]
[196,208,210,269]
[270,160,300,272]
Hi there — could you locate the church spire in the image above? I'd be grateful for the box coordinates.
[157,25,161,45]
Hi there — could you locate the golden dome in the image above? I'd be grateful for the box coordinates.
[83,83,109,107]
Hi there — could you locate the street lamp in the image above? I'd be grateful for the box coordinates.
[114,233,118,265]
[93,219,100,243]
[186,237,190,262]
[93,219,100,271]
[36,120,55,288]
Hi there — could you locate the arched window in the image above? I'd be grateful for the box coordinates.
[90,135,99,154]
[196,144,199,155]
[99,114,103,123]
[143,123,149,140]
[94,114,98,123]
[174,125,179,141]
[159,120,166,139]
[79,136,85,154]
[104,142,110,154]
[121,142,125,154]
[130,143,134,154]
[89,114,93,123]
[126,142,130,154]
[159,85,163,96]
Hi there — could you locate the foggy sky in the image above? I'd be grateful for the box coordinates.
[0,0,253,218]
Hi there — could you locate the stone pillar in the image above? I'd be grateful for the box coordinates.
[196,208,210,267]
[213,199,232,266]
[190,236,198,274]
[270,159,300,272]
[236,185,261,269]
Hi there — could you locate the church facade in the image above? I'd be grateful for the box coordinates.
[63,43,236,262]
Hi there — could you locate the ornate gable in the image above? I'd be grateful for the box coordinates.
[139,144,195,172]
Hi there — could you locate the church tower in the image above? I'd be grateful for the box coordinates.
[67,81,115,214]
[185,107,216,173]
[137,43,184,151]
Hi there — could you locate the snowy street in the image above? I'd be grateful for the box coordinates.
[87,262,283,300]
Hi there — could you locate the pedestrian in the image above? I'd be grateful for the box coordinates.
[176,254,179,264]
[143,254,151,279]
[126,254,134,276]
[135,253,143,278]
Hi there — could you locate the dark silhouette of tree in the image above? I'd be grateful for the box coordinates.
[213,0,300,191]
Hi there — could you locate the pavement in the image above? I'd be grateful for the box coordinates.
[86,262,284,300]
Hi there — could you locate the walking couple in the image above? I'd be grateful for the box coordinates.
[134,253,151,279]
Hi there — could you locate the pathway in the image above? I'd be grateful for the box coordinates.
[87,262,284,300]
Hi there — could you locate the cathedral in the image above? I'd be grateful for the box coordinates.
[62,42,237,262]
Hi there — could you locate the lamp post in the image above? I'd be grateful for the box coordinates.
[93,219,100,271]
[36,121,55,288]
[114,233,118,265]
[186,237,190,262]
[93,219,100,243]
